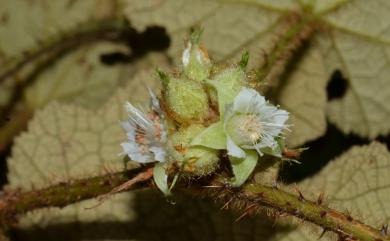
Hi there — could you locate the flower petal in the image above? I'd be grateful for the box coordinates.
[150,146,166,162]
[233,87,265,114]
[120,143,152,163]
[227,136,246,158]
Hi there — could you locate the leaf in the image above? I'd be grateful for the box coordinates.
[0,0,126,111]
[24,42,129,109]
[277,42,327,147]
[273,142,390,241]
[0,0,99,58]
[319,0,390,138]
[229,150,258,187]
[123,0,281,67]
[191,121,226,149]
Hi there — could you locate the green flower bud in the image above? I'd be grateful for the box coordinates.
[167,125,219,176]
[182,29,211,82]
[158,70,209,124]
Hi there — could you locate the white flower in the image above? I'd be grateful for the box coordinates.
[120,89,167,163]
[224,88,289,158]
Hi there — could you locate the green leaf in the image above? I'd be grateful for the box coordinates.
[229,150,258,187]
[0,0,100,58]
[153,162,171,196]
[319,0,390,138]
[273,142,390,241]
[191,121,226,149]
[123,0,281,67]
[24,42,129,110]
[277,42,327,147]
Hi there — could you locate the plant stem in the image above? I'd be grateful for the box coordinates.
[0,169,388,241]
[0,166,151,228]
[197,182,389,241]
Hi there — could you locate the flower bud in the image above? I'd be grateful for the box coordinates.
[182,29,211,82]
[167,125,219,176]
[158,70,209,124]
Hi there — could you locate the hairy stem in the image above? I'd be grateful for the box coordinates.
[0,166,151,228]
[0,169,388,241]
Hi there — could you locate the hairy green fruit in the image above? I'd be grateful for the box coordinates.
[167,125,219,176]
[161,74,209,124]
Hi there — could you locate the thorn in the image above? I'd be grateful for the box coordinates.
[293,185,305,201]
[235,204,256,222]
[203,185,223,188]
[380,224,388,236]
[318,228,328,240]
[344,209,353,221]
[221,197,234,210]
[317,192,325,205]
[85,167,153,210]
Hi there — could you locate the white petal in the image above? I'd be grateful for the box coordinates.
[120,121,133,132]
[233,87,266,114]
[259,107,289,136]
[227,136,246,158]
[150,146,166,162]
[148,88,161,111]
[121,143,153,163]
[182,43,191,66]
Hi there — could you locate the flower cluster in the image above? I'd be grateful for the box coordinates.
[120,29,290,194]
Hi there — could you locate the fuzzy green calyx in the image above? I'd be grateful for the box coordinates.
[160,73,209,124]
[182,29,211,82]
[207,52,248,116]
[167,125,219,176]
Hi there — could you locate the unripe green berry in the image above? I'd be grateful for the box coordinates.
[161,74,209,124]
[167,125,219,176]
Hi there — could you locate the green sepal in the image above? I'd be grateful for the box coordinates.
[207,65,246,116]
[191,121,226,149]
[229,149,258,187]
[153,162,171,196]
[261,137,284,158]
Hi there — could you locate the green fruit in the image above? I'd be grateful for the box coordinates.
[167,125,220,176]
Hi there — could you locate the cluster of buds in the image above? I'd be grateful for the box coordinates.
[120,29,290,195]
